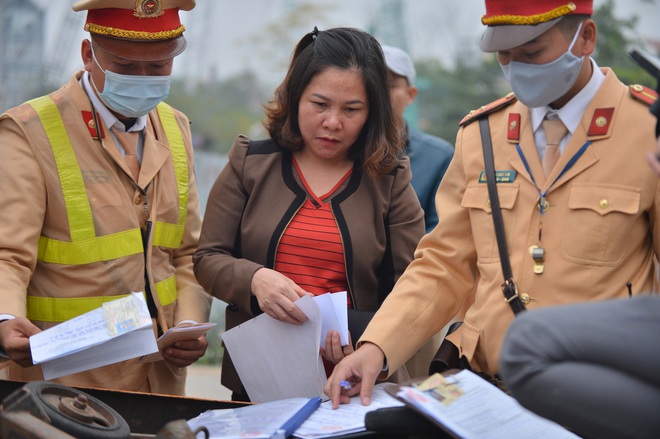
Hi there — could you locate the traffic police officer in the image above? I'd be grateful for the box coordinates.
[0,0,211,395]
[325,0,659,408]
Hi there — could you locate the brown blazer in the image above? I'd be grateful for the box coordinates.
[361,68,660,378]
[194,135,424,394]
[0,71,211,395]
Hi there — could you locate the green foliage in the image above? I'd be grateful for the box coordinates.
[592,0,656,87]
[166,72,268,154]
[414,56,509,144]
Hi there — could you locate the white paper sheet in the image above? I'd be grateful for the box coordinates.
[312,291,348,347]
[187,397,320,439]
[293,383,404,439]
[29,293,158,380]
[221,295,326,403]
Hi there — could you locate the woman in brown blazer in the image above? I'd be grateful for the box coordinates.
[193,27,425,401]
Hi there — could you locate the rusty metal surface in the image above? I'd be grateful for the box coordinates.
[0,379,245,435]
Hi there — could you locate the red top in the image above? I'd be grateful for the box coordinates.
[274,160,353,304]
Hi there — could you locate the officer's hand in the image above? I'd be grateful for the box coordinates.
[646,136,660,176]
[162,334,208,368]
[0,317,41,367]
[251,268,310,324]
[324,342,384,409]
[321,330,354,364]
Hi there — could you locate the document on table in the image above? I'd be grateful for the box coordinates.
[394,370,581,439]
[29,292,158,380]
[221,294,326,403]
[293,383,404,439]
[187,396,322,439]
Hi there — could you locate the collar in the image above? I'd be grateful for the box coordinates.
[81,71,147,133]
[531,58,605,135]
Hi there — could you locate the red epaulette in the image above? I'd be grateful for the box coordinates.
[459,92,517,127]
[629,84,658,106]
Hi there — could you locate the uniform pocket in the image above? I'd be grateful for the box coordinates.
[462,184,519,262]
[562,183,641,265]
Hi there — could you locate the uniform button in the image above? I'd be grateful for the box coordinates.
[520,293,530,305]
[134,193,143,205]
[599,199,609,209]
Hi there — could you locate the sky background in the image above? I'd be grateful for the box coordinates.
[36,0,660,89]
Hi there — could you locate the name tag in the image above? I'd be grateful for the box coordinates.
[478,170,516,183]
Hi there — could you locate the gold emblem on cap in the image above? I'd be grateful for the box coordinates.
[595,116,607,127]
[134,0,164,18]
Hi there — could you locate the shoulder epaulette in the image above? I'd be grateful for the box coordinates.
[629,84,658,106]
[459,92,517,127]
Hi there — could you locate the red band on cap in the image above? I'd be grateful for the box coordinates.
[483,1,593,25]
[86,8,182,38]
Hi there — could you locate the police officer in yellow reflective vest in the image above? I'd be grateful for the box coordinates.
[0,0,211,395]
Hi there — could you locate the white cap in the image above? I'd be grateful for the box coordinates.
[382,45,416,86]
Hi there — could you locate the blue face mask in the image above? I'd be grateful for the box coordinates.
[91,46,171,118]
[500,23,584,108]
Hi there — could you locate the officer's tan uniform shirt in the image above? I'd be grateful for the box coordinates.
[0,70,211,394]
[361,68,660,378]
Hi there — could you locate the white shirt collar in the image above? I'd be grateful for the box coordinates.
[531,58,605,135]
[81,71,147,133]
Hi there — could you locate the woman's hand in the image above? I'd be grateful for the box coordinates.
[321,330,354,364]
[251,268,310,324]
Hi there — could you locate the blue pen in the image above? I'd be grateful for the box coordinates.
[274,396,322,438]
[340,380,356,390]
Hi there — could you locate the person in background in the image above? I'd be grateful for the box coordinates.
[325,0,659,409]
[193,27,424,401]
[499,72,660,439]
[382,44,455,379]
[0,0,211,395]
[382,45,454,234]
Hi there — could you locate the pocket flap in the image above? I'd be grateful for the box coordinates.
[568,184,640,216]
[462,184,519,212]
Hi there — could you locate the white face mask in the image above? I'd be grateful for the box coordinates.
[91,46,171,118]
[500,23,584,108]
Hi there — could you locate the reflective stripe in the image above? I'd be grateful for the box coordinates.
[27,276,177,322]
[29,96,96,242]
[27,293,141,322]
[153,103,188,248]
[29,98,188,262]
[25,97,188,321]
[155,275,178,307]
[37,229,143,264]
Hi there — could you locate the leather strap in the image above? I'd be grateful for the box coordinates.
[478,118,526,315]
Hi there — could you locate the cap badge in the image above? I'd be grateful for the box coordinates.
[134,0,164,18]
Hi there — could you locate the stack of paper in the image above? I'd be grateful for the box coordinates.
[187,396,322,439]
[29,293,158,380]
[222,293,350,403]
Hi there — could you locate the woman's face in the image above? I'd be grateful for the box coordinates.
[298,67,369,164]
